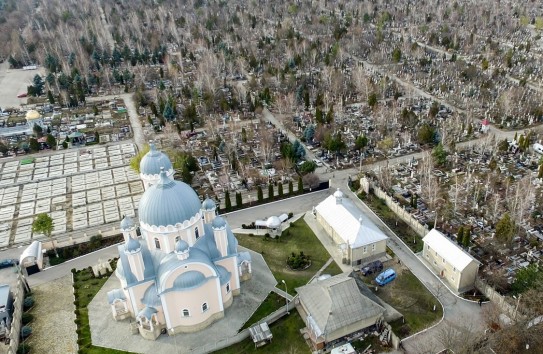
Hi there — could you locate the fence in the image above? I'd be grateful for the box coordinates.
[360,177,429,237]
[474,277,520,320]
[6,273,29,354]
[191,303,292,354]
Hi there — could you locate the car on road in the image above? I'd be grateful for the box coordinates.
[0,259,18,269]
[375,268,396,286]
[16,92,27,98]
[360,260,383,276]
[312,158,323,167]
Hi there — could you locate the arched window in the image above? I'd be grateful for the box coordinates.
[195,227,200,240]
[182,309,190,317]
[154,238,161,249]
[202,303,208,312]
[175,236,180,243]
[226,283,230,294]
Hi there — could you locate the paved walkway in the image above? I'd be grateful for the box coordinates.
[341,186,486,353]
[87,247,277,354]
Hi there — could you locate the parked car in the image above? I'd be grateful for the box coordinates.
[360,260,383,276]
[375,268,396,286]
[16,93,27,98]
[0,259,18,269]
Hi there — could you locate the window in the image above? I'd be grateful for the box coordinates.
[202,303,208,312]
[426,254,429,259]
[372,244,376,252]
[426,245,430,250]
[363,246,368,253]
[175,236,180,243]
[182,309,190,317]
[453,267,457,273]
[154,238,161,249]
[195,227,200,240]
[226,283,230,293]
[433,260,437,265]
[435,250,438,256]
[442,257,445,264]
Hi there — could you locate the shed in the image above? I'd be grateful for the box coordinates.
[19,241,43,275]
[248,322,273,347]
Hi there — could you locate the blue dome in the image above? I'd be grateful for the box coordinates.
[137,306,158,320]
[139,143,173,176]
[125,237,141,252]
[120,215,135,230]
[202,197,216,211]
[138,171,202,227]
[175,239,189,253]
[211,216,227,229]
[172,271,206,289]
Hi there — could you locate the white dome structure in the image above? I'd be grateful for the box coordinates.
[139,142,175,189]
[266,216,281,229]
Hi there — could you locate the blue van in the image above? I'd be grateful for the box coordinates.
[375,268,396,286]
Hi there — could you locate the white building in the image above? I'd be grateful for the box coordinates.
[315,189,388,266]
[107,147,252,340]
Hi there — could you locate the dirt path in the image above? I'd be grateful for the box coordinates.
[25,275,77,354]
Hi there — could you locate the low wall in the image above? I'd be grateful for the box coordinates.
[360,177,429,237]
[6,274,28,354]
[475,277,521,320]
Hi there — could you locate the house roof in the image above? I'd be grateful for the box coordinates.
[315,194,388,248]
[296,274,385,338]
[423,229,480,271]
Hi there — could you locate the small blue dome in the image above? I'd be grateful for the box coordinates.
[211,216,227,229]
[202,197,216,211]
[138,171,202,227]
[173,271,206,289]
[125,237,141,252]
[120,215,135,230]
[137,306,158,320]
[175,239,189,253]
[139,143,173,176]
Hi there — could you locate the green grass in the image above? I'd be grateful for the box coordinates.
[73,267,135,354]
[213,312,310,354]
[241,292,285,330]
[371,270,443,338]
[359,194,424,252]
[236,218,342,295]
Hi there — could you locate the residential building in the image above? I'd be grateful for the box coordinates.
[296,273,385,350]
[422,229,480,293]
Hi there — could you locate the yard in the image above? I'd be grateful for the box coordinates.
[241,292,285,330]
[361,266,443,338]
[236,218,343,295]
[213,312,310,354]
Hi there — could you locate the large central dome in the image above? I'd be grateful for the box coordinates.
[138,171,202,227]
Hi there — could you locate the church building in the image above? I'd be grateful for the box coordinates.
[107,143,252,339]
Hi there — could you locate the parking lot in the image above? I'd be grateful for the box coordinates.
[0,143,143,248]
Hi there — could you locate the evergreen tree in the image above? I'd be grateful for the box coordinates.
[298,176,303,194]
[268,184,274,200]
[278,183,284,198]
[257,186,263,201]
[224,191,232,212]
[288,181,294,195]
[457,226,464,244]
[463,227,471,248]
[236,192,242,207]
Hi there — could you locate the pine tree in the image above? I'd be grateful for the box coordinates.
[463,227,471,248]
[278,183,284,198]
[257,186,263,202]
[288,181,294,195]
[268,184,274,200]
[235,192,242,208]
[457,226,464,244]
[298,176,303,194]
[224,191,232,212]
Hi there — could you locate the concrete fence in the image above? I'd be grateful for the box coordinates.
[360,177,429,237]
[475,277,520,320]
[7,274,28,354]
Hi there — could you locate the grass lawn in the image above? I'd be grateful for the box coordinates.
[73,267,135,354]
[236,218,342,295]
[370,269,443,338]
[241,292,285,330]
[213,312,310,354]
[358,193,424,253]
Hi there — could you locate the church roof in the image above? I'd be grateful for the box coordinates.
[138,171,202,227]
[120,215,135,230]
[202,197,216,211]
[137,306,158,320]
[139,143,173,176]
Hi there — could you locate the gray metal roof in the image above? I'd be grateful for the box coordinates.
[120,215,135,230]
[137,306,158,320]
[141,284,161,307]
[202,197,216,211]
[139,143,173,176]
[296,274,385,336]
[138,171,202,227]
[172,270,207,290]
[107,289,126,304]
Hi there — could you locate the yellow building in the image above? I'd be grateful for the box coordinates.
[315,189,388,266]
[422,229,480,293]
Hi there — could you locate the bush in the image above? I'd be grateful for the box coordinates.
[21,313,34,325]
[23,297,34,311]
[17,344,31,354]
[287,251,311,270]
[20,325,32,339]
[288,212,293,219]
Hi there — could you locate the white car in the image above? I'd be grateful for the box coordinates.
[312,158,323,167]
